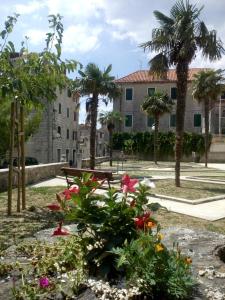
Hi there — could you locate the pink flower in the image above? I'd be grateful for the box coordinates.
[63,185,79,200]
[46,203,61,211]
[39,277,49,288]
[121,174,138,193]
[52,222,70,236]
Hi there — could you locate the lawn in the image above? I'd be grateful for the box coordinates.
[152,179,225,199]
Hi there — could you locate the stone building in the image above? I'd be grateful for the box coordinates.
[114,68,225,135]
[26,89,80,164]
[78,124,108,159]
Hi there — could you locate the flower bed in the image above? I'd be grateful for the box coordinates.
[6,173,194,299]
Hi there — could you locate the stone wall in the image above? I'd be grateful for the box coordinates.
[0,162,68,192]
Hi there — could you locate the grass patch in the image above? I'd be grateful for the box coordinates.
[152,179,225,200]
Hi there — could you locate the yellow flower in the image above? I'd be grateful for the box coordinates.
[157,233,164,241]
[155,243,164,252]
[146,221,155,229]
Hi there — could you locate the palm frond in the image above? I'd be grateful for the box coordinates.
[149,53,169,76]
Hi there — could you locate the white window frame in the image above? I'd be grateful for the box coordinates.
[124,114,133,128]
[125,87,134,101]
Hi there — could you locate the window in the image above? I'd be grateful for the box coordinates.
[66,149,69,162]
[67,108,69,118]
[170,114,176,127]
[194,114,201,127]
[58,103,61,114]
[74,111,77,121]
[125,88,133,100]
[57,149,61,162]
[57,126,61,135]
[67,129,69,139]
[125,114,133,127]
[73,131,77,140]
[148,88,155,96]
[171,87,177,100]
[221,92,225,100]
[147,116,154,127]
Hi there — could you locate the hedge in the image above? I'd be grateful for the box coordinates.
[112,131,211,158]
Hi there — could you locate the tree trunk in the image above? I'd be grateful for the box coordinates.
[175,62,189,187]
[204,99,209,167]
[89,94,98,170]
[109,129,113,167]
[154,115,159,164]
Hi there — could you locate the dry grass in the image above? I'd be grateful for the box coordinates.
[152,179,225,199]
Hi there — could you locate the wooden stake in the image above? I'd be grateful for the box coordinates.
[8,101,15,216]
[20,103,26,210]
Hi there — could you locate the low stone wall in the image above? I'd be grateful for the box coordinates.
[0,162,68,192]
[82,156,110,168]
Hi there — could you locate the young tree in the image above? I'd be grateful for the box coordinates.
[192,69,225,167]
[0,14,78,215]
[140,0,224,186]
[141,92,173,164]
[98,111,122,166]
[76,63,121,169]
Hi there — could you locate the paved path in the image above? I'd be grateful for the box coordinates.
[31,175,225,221]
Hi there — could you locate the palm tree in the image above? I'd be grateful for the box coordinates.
[98,111,122,167]
[141,92,173,164]
[192,69,225,167]
[140,0,224,186]
[77,63,120,169]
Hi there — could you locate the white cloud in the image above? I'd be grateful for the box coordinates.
[25,29,46,46]
[14,0,44,15]
[63,24,102,53]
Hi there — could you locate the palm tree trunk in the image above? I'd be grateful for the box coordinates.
[154,115,159,164]
[175,62,188,187]
[204,99,209,167]
[109,129,113,167]
[90,94,98,170]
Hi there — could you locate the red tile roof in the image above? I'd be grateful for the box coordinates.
[115,68,210,84]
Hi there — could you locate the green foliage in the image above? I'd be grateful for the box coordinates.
[113,131,211,158]
[113,232,194,299]
[57,174,158,278]
[12,237,86,300]
[141,92,173,117]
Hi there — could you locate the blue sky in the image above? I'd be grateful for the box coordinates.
[1,0,225,122]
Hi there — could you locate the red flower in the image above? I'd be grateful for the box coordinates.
[134,212,152,229]
[122,174,138,193]
[39,277,50,288]
[46,203,61,211]
[52,222,70,236]
[63,185,79,200]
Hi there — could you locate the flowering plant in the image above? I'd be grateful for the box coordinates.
[47,173,159,277]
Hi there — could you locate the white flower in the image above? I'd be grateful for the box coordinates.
[140,178,155,188]
[115,192,124,203]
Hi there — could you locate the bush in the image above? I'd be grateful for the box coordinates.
[113,131,211,158]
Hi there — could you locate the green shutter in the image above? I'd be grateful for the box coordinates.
[194,114,201,127]
[170,114,176,127]
[171,87,177,100]
[148,88,155,96]
[147,116,154,127]
[126,88,133,100]
[125,115,133,127]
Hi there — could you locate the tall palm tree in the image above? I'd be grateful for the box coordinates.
[77,63,120,169]
[141,92,173,164]
[98,111,122,166]
[192,69,225,167]
[140,0,224,186]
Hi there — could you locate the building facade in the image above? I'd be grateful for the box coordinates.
[114,69,225,134]
[26,89,80,164]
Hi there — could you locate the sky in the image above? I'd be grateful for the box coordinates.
[1,0,225,123]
